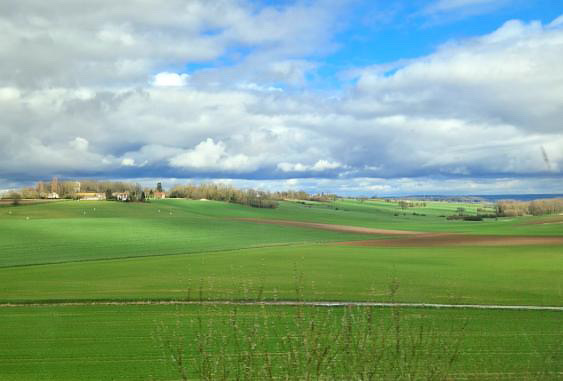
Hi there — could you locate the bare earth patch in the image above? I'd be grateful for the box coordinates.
[236,218,422,235]
[236,218,563,247]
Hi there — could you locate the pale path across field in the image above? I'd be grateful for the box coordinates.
[236,218,423,235]
[237,218,563,246]
[1,300,561,311]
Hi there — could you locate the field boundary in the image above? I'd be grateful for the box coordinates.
[0,241,323,269]
[1,300,561,311]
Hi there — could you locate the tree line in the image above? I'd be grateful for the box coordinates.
[3,179,152,202]
[168,184,340,208]
[2,178,336,209]
[496,198,563,216]
[169,183,278,208]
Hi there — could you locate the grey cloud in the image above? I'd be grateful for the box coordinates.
[0,0,347,88]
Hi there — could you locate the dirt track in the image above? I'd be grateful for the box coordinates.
[238,218,563,247]
[237,218,422,235]
[335,234,563,247]
[1,300,561,311]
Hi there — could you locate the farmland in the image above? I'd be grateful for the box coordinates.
[0,199,561,379]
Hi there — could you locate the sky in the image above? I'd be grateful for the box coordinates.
[1,0,563,196]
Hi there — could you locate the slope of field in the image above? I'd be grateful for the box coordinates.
[0,200,382,267]
[160,198,563,235]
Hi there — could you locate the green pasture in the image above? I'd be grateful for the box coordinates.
[0,200,381,267]
[2,244,561,305]
[0,199,561,379]
[0,305,560,380]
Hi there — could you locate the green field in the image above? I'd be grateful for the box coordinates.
[2,244,561,306]
[1,305,560,380]
[0,199,561,379]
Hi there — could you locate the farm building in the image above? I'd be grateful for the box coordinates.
[76,192,106,201]
[72,181,81,193]
[47,192,59,199]
[113,192,129,201]
[153,191,166,199]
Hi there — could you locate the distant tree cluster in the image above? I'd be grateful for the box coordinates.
[397,200,427,209]
[5,178,150,202]
[496,198,563,216]
[272,190,337,202]
[168,183,342,208]
[168,183,278,208]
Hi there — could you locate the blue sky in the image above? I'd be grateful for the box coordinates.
[1,0,562,195]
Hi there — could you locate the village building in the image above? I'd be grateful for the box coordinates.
[153,191,166,199]
[76,192,106,201]
[47,192,59,199]
[113,192,129,201]
[72,181,81,193]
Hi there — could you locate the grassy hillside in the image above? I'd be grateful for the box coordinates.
[0,200,380,267]
[1,198,560,267]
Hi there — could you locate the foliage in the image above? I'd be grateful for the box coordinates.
[169,183,278,208]
[496,198,563,216]
[157,304,465,380]
[11,192,21,206]
[2,304,560,380]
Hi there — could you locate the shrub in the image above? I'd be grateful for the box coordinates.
[155,281,466,380]
[463,216,483,221]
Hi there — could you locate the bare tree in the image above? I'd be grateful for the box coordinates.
[50,177,59,193]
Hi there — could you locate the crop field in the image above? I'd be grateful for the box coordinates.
[0,199,561,379]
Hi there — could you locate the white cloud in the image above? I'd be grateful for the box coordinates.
[236,82,282,92]
[169,138,256,172]
[311,160,343,171]
[278,160,344,172]
[421,0,510,20]
[0,3,561,195]
[0,0,344,88]
[121,158,136,166]
[152,72,190,87]
[69,137,89,152]
[426,0,502,13]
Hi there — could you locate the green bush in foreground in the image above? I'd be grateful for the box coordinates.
[155,282,467,380]
[156,304,466,380]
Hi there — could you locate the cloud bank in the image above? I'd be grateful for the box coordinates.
[0,1,562,194]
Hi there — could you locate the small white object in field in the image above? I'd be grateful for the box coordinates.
[26,216,29,220]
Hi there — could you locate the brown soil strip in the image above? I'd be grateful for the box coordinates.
[236,218,423,235]
[335,234,563,247]
[236,218,563,246]
[1,300,561,311]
